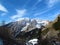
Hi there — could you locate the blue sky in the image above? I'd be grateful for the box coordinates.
[0,0,60,23]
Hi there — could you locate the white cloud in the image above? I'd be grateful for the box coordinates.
[47,0,59,7]
[10,17,30,22]
[15,17,30,21]
[11,9,27,20]
[0,4,8,16]
[0,4,8,12]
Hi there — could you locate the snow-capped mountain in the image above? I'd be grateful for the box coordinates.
[20,18,49,31]
[5,18,49,37]
[7,18,49,32]
[18,18,49,28]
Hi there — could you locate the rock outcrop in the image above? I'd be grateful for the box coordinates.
[42,14,60,43]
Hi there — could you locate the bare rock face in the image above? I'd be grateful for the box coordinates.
[53,14,60,30]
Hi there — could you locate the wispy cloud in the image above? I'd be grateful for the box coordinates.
[34,8,52,16]
[1,13,7,16]
[50,10,60,18]
[11,9,27,20]
[47,0,59,8]
[31,0,42,10]
[0,4,8,16]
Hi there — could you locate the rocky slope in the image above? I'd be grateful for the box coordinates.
[42,14,60,42]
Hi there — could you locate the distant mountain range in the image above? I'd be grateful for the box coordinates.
[6,18,49,29]
[3,18,49,38]
[3,18,49,31]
